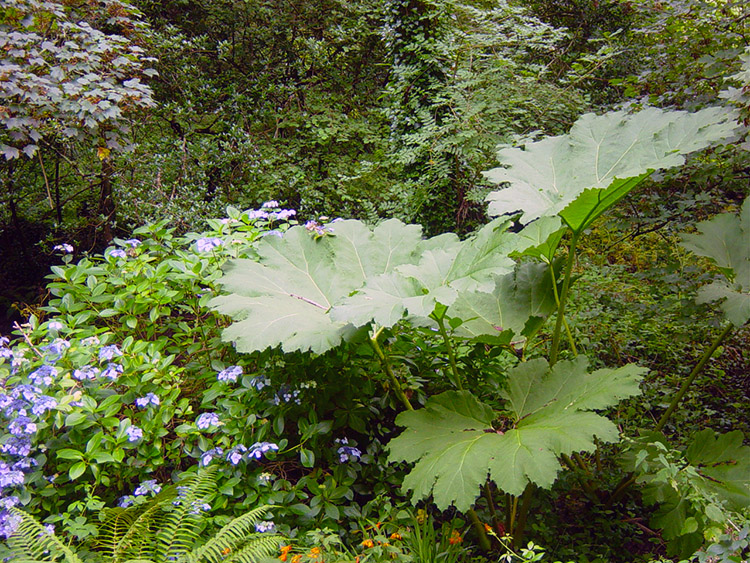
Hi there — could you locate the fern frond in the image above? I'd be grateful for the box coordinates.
[92,507,137,557]
[221,535,282,563]
[153,468,218,562]
[112,497,165,562]
[187,506,271,563]
[7,508,84,563]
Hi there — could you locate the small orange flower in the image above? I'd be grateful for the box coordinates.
[291,555,302,563]
[448,530,463,545]
[390,532,402,540]
[307,547,322,558]
[279,545,293,561]
[484,523,492,532]
[279,556,287,562]
[361,539,375,548]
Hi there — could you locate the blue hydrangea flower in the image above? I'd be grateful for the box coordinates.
[199,447,223,467]
[72,365,100,381]
[41,340,70,361]
[123,239,141,247]
[196,412,220,430]
[47,321,64,331]
[226,445,247,466]
[247,442,278,460]
[0,437,31,457]
[101,363,123,380]
[195,237,223,252]
[107,248,127,259]
[133,479,162,496]
[135,393,160,409]
[125,426,143,443]
[337,446,362,463]
[118,496,134,508]
[250,376,270,391]
[8,416,36,436]
[52,244,73,254]
[246,209,269,220]
[255,521,276,533]
[99,345,123,361]
[262,200,279,208]
[217,365,242,383]
[29,365,57,386]
[0,462,25,487]
[188,502,211,515]
[31,395,57,416]
[275,209,296,220]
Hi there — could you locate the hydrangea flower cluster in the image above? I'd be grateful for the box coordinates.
[125,426,143,442]
[196,412,220,430]
[118,479,163,508]
[243,201,297,223]
[304,220,334,237]
[272,385,301,405]
[335,438,362,463]
[199,447,223,467]
[135,392,160,409]
[226,445,248,466]
[250,376,270,391]
[217,365,242,383]
[107,248,127,259]
[0,340,62,538]
[195,237,223,252]
[247,442,278,460]
[255,520,276,533]
[52,243,74,254]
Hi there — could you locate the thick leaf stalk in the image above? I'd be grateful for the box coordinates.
[370,327,413,411]
[434,314,463,390]
[550,233,580,366]
[655,323,733,431]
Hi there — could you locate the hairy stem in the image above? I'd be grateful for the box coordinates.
[549,260,578,357]
[655,322,733,431]
[370,327,413,411]
[550,233,580,366]
[434,314,463,390]
[512,485,535,548]
[467,508,491,552]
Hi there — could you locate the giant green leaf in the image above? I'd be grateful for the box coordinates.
[388,356,644,510]
[330,218,524,327]
[680,197,750,327]
[685,429,750,510]
[448,261,558,343]
[484,107,738,233]
[211,219,425,353]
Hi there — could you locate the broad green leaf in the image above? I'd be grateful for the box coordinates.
[211,220,424,353]
[388,356,644,510]
[447,261,559,343]
[485,107,738,232]
[331,219,527,328]
[512,216,566,263]
[680,197,750,326]
[684,429,750,510]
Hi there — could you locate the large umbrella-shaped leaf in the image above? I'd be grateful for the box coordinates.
[388,356,645,510]
[484,107,738,234]
[211,219,425,353]
[680,197,750,327]
[330,218,524,327]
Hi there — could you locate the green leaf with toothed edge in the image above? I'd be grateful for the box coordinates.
[680,197,750,327]
[387,356,645,510]
[484,107,739,234]
[211,219,425,354]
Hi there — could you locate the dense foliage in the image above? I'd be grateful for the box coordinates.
[1,0,749,562]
